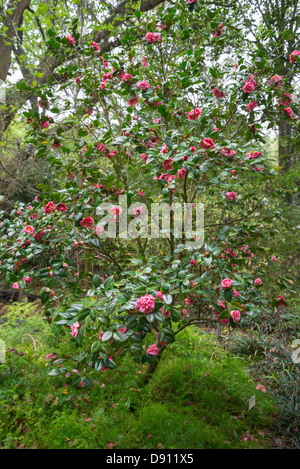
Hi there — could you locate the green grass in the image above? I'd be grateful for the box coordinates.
[0,303,276,449]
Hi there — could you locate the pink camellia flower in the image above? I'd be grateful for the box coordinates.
[128,96,139,106]
[245,100,258,111]
[187,108,202,120]
[280,93,293,106]
[146,344,159,355]
[71,321,80,338]
[97,142,108,153]
[233,290,240,297]
[24,277,31,284]
[243,81,256,93]
[277,295,286,306]
[142,56,149,67]
[145,32,162,43]
[156,291,163,300]
[161,308,171,319]
[161,143,168,154]
[135,294,156,314]
[38,99,49,109]
[140,153,148,163]
[181,309,188,316]
[246,150,262,159]
[254,278,262,286]
[185,297,194,306]
[269,74,283,86]
[190,146,197,153]
[109,205,122,218]
[44,201,55,215]
[162,159,173,171]
[225,191,238,201]
[122,73,133,83]
[230,310,241,323]
[290,50,300,63]
[200,138,215,150]
[118,327,127,335]
[221,278,232,289]
[271,255,277,261]
[13,282,20,289]
[190,259,196,266]
[95,225,104,236]
[283,107,293,118]
[91,41,99,51]
[178,168,186,179]
[230,170,237,176]
[80,216,95,228]
[24,225,35,234]
[212,87,225,98]
[56,203,67,212]
[66,35,76,45]
[41,121,49,129]
[256,384,267,392]
[136,80,150,90]
[213,23,224,38]
[132,206,145,218]
[221,147,236,158]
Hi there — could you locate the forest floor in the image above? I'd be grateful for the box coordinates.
[0,298,299,449]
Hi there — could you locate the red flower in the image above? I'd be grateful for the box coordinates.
[290,50,300,63]
[24,225,35,234]
[283,107,293,118]
[162,159,173,171]
[280,93,293,106]
[80,217,95,228]
[128,96,139,106]
[56,203,67,212]
[66,36,76,45]
[243,81,255,93]
[212,87,225,98]
[200,138,215,150]
[43,201,55,215]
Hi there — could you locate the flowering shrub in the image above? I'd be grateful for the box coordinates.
[0,1,297,383]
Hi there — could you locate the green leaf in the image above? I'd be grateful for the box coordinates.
[224,289,233,302]
[82,377,93,387]
[163,294,173,305]
[92,274,102,288]
[101,331,113,342]
[104,275,114,289]
[165,136,173,149]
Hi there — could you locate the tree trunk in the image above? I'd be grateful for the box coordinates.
[142,349,165,385]
[278,121,300,204]
[278,121,294,171]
